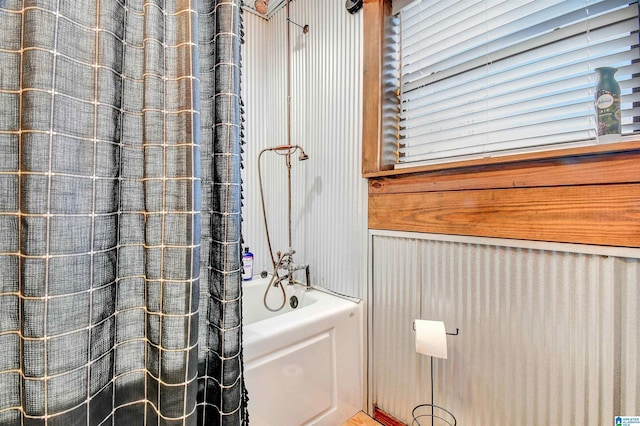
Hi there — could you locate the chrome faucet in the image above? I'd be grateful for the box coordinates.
[272,249,312,290]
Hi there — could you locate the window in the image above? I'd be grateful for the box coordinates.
[391,0,640,167]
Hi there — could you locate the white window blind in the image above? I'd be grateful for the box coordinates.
[394,0,640,166]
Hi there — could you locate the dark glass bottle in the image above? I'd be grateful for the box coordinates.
[595,67,621,137]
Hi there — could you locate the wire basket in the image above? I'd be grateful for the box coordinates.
[411,403,457,426]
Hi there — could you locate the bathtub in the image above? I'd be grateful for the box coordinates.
[242,276,364,425]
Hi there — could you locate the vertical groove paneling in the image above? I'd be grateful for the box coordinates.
[242,12,288,272]
[621,258,640,415]
[242,1,366,298]
[372,235,638,425]
[372,237,421,421]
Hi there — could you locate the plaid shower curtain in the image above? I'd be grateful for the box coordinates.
[0,0,247,424]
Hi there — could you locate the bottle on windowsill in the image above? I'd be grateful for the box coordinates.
[595,67,621,144]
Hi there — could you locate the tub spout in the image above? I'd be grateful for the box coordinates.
[304,264,311,291]
[286,262,311,290]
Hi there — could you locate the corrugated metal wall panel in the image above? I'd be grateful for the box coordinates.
[621,258,640,415]
[242,12,288,273]
[372,237,422,421]
[242,2,366,298]
[372,235,639,425]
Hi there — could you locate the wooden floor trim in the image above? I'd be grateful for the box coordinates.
[373,406,407,426]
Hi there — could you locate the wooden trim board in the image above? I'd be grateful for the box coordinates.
[368,148,640,248]
[373,406,406,426]
[369,183,640,247]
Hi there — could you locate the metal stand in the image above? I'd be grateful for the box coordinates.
[412,328,459,426]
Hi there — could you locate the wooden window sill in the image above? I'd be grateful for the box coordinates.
[363,140,640,179]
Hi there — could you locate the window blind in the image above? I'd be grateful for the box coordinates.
[394,0,640,166]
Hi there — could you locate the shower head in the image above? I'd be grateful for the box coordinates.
[263,145,309,161]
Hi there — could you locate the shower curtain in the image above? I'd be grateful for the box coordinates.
[0,0,247,425]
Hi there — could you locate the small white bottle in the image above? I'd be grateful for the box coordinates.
[242,247,254,281]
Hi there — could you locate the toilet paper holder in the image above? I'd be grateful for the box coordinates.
[412,321,459,426]
[412,321,459,336]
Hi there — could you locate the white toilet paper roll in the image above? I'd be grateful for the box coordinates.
[414,319,448,359]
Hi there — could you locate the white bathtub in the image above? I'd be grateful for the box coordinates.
[242,276,363,426]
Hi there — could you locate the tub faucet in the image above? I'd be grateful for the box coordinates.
[273,249,311,290]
